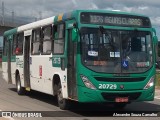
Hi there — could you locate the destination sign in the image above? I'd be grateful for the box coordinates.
[81,12,151,27]
[90,15,142,26]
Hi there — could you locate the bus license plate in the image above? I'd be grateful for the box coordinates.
[115,97,128,102]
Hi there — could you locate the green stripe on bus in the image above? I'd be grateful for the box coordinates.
[2,56,16,62]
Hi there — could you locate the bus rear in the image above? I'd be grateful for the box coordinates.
[73,10,157,108]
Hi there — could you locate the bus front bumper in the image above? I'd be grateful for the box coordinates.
[77,86,155,103]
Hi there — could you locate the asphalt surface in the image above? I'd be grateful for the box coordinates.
[0,70,160,120]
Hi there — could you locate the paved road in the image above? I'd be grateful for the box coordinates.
[0,71,160,120]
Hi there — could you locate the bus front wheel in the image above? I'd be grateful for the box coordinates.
[57,82,70,110]
[16,74,25,95]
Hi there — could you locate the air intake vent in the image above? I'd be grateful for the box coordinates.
[94,77,146,82]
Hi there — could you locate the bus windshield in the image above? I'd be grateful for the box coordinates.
[80,28,153,73]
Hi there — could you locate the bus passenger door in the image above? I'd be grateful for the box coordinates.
[7,37,12,84]
[23,30,31,89]
[67,28,77,99]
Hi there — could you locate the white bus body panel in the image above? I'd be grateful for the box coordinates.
[11,62,16,84]
[16,56,25,87]
[24,30,32,36]
[29,55,68,98]
[30,55,53,93]
[2,62,8,82]
[2,60,16,85]
[3,16,69,99]
[18,17,55,32]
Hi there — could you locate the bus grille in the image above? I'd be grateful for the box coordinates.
[101,92,141,101]
[94,77,146,82]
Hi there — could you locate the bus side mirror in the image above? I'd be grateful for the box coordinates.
[153,36,158,45]
[71,28,78,42]
[152,28,158,45]
[152,28,158,44]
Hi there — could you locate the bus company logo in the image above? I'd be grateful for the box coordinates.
[16,58,23,68]
[120,85,124,89]
[53,57,61,64]
[2,112,12,117]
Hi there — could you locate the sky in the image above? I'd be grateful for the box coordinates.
[0,0,160,37]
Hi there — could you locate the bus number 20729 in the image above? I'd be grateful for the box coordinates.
[98,84,117,89]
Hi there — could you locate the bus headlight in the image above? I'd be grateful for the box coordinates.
[144,76,155,89]
[80,75,96,90]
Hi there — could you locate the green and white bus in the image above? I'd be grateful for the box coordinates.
[2,10,158,109]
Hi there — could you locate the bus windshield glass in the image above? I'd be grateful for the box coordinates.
[81,28,152,73]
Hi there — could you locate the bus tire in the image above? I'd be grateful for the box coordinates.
[57,82,70,110]
[16,74,25,95]
[114,103,127,109]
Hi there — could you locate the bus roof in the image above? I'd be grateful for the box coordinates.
[4,9,150,37]
[74,9,149,17]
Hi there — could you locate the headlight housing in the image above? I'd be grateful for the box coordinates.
[80,75,96,90]
[144,76,155,89]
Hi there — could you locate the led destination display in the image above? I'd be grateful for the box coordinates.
[81,12,151,27]
[90,15,142,26]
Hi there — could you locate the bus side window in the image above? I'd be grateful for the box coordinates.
[42,25,52,54]
[131,37,142,52]
[16,33,24,55]
[53,24,65,54]
[31,28,41,55]
[53,25,58,39]
[12,34,17,55]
